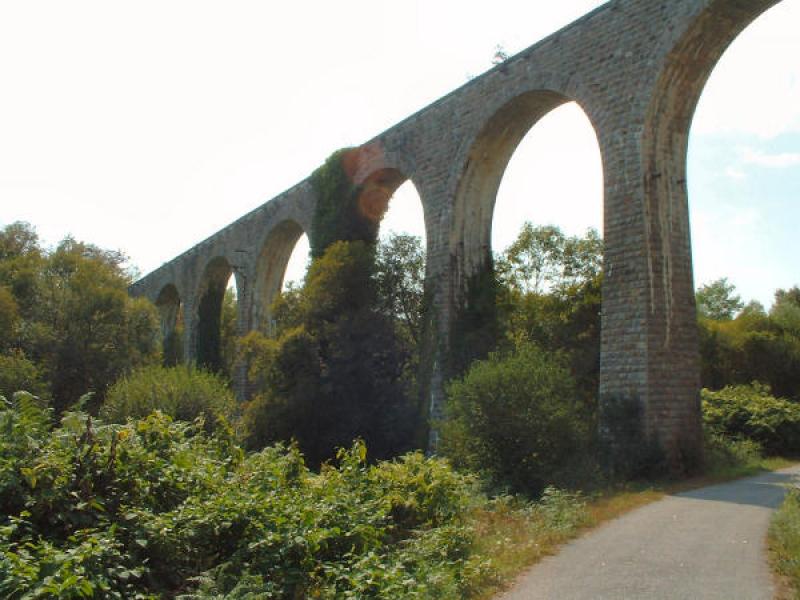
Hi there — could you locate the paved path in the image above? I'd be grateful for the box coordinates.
[498,466,800,600]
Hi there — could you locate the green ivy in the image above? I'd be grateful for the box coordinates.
[310,148,378,258]
[448,255,501,378]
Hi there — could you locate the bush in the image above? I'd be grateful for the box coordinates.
[440,340,590,496]
[0,350,49,400]
[703,431,763,473]
[702,383,800,455]
[101,365,237,434]
[0,392,485,599]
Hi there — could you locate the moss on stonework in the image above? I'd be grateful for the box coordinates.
[448,254,501,378]
[310,148,379,258]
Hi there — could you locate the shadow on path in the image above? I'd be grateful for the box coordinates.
[674,470,800,510]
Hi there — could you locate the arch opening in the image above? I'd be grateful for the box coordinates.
[491,102,604,281]
[453,90,572,281]
[685,1,800,400]
[195,256,236,374]
[253,220,306,332]
[687,0,799,310]
[283,233,310,291]
[451,90,604,377]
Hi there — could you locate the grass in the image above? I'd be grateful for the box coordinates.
[466,450,796,599]
[770,489,800,599]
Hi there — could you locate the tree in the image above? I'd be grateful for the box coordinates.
[495,224,603,407]
[771,286,800,337]
[696,277,743,321]
[375,233,425,346]
[496,223,602,295]
[0,223,161,412]
[0,286,19,351]
[441,340,589,496]
[241,241,417,465]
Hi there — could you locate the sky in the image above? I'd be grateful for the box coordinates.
[0,0,797,308]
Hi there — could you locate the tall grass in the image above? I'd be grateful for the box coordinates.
[770,489,800,599]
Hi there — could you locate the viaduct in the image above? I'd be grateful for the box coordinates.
[131,0,782,466]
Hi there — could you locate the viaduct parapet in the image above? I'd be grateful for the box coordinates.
[131,0,782,465]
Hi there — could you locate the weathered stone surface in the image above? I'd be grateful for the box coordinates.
[130,0,783,467]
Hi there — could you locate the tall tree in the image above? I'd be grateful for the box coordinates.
[696,277,743,321]
[0,223,160,412]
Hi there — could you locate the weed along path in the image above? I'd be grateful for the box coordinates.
[498,466,800,600]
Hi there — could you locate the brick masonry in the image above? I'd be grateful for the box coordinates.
[130,0,783,466]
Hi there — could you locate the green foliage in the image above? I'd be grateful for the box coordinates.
[772,287,800,332]
[240,241,418,466]
[698,291,800,401]
[101,365,237,435]
[441,340,589,496]
[0,350,49,401]
[769,488,800,597]
[495,224,602,412]
[0,223,161,413]
[449,258,501,377]
[0,394,505,599]
[310,148,378,258]
[0,286,19,351]
[702,383,800,455]
[375,232,425,346]
[702,431,763,475]
[496,223,602,295]
[696,277,743,321]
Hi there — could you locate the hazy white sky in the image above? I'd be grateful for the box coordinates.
[1,0,798,307]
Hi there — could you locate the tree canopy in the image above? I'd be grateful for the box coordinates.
[0,222,160,412]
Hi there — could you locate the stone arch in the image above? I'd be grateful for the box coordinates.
[252,219,307,332]
[358,167,410,229]
[344,144,429,244]
[450,90,602,288]
[193,256,235,372]
[155,283,183,366]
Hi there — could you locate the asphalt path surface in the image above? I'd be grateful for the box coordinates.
[498,466,800,600]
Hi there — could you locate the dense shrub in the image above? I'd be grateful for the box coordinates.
[239,241,417,466]
[0,223,161,413]
[101,365,237,434]
[0,350,49,400]
[440,340,591,496]
[698,287,800,402]
[0,394,493,599]
[702,383,800,455]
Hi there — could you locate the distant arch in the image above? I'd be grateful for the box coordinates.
[252,220,306,332]
[194,256,235,372]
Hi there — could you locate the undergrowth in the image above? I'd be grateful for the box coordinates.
[0,392,589,599]
[770,489,800,599]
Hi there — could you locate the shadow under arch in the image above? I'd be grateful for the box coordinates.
[194,256,235,372]
[252,219,307,332]
[155,283,183,366]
